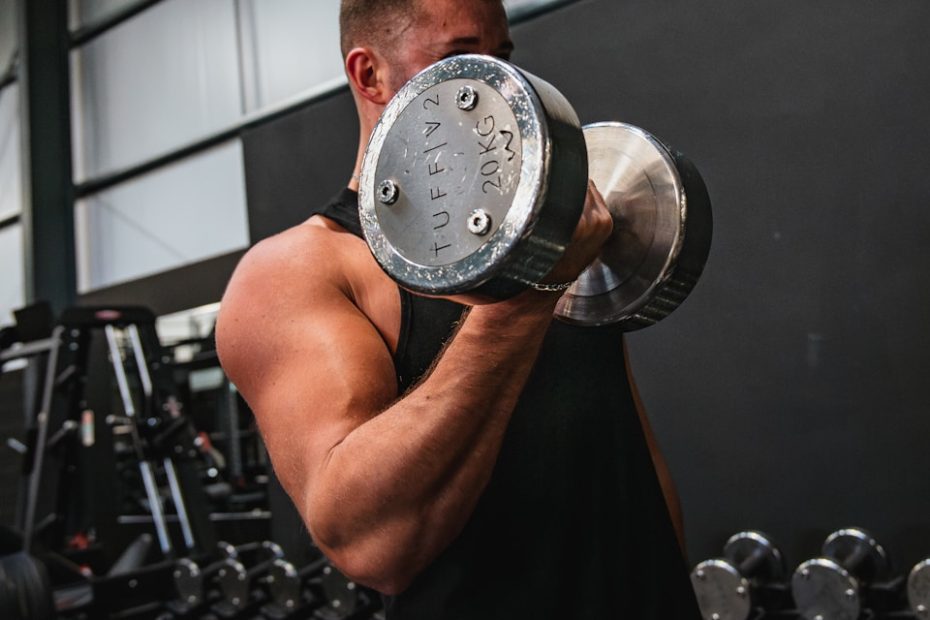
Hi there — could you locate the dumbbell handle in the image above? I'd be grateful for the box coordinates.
[298,557,330,581]
[835,543,871,571]
[736,544,769,577]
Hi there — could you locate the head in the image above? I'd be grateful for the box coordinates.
[341,0,512,169]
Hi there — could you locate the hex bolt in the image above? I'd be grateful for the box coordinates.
[467,209,492,236]
[378,179,400,205]
[456,85,478,110]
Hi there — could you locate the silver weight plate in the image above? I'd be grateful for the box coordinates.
[173,558,205,606]
[216,559,250,610]
[691,559,753,620]
[360,54,587,299]
[908,559,930,618]
[555,122,712,328]
[791,558,861,620]
[268,558,301,610]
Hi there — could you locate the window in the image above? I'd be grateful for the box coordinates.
[71,0,243,180]
[0,83,21,221]
[69,0,144,31]
[237,0,345,113]
[74,140,249,292]
[0,223,24,326]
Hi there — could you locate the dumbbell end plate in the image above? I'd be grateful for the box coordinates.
[791,558,861,620]
[555,122,712,328]
[691,559,752,620]
[908,558,930,618]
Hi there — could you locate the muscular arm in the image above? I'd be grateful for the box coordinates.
[217,185,611,595]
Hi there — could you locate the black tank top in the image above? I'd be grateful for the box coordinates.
[314,189,699,619]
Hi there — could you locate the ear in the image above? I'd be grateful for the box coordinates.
[345,47,394,105]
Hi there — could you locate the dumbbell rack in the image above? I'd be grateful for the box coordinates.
[14,306,217,561]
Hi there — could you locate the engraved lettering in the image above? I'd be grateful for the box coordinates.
[423,94,440,109]
[481,160,500,176]
[475,115,495,137]
[424,142,447,154]
[430,187,448,201]
[428,162,445,176]
[501,130,517,162]
[431,241,451,257]
[478,134,497,156]
[482,177,503,194]
[432,211,450,229]
[424,121,441,138]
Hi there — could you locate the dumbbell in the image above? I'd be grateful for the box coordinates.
[791,527,891,620]
[172,540,259,610]
[909,558,930,619]
[691,531,787,620]
[262,556,329,617]
[213,541,286,616]
[359,54,712,329]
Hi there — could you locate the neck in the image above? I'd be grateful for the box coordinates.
[348,108,380,192]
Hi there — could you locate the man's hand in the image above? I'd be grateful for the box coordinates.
[539,180,614,286]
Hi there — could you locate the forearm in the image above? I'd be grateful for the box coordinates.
[309,292,558,591]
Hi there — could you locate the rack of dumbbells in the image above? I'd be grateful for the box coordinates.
[692,527,930,620]
[164,540,384,620]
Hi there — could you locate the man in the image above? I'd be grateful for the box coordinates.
[217,0,699,617]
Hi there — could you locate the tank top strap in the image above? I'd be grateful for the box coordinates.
[314,188,467,391]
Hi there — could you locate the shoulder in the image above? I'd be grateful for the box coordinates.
[215,221,360,375]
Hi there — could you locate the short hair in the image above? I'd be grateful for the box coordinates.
[339,0,419,59]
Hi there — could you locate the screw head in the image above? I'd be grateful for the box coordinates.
[917,604,927,615]
[467,209,492,236]
[695,569,706,580]
[711,614,720,620]
[801,568,811,579]
[378,179,399,205]
[844,588,856,599]
[736,585,747,597]
[456,85,478,110]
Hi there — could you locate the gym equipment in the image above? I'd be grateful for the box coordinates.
[171,540,258,611]
[0,552,55,620]
[791,527,891,620]
[359,54,712,329]
[910,558,930,619]
[691,531,787,620]
[263,555,328,615]
[212,540,285,616]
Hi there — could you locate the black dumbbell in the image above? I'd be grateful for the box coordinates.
[264,556,330,614]
[214,540,286,615]
[691,531,787,620]
[909,558,930,620]
[791,527,891,620]
[172,540,259,610]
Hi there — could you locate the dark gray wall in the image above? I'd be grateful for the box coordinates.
[507,0,930,569]
[240,0,930,573]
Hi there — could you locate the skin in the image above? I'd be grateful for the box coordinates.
[217,0,683,595]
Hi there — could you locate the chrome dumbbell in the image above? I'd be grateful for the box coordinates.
[910,558,930,619]
[360,54,712,329]
[792,527,891,620]
[691,531,787,620]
